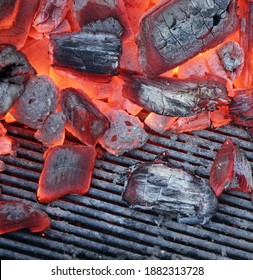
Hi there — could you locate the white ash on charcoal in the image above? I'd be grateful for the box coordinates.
[0,201,51,235]
[82,17,124,37]
[10,75,58,130]
[50,30,122,75]
[121,74,230,117]
[210,139,253,200]
[33,0,78,34]
[99,108,148,156]
[136,0,239,77]
[74,0,133,40]
[0,45,36,119]
[37,145,96,203]
[35,112,66,148]
[122,153,218,225]
[0,0,39,49]
[60,87,110,146]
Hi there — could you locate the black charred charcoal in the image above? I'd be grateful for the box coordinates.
[37,145,96,202]
[230,89,253,127]
[10,75,58,129]
[137,0,239,77]
[60,88,110,146]
[82,17,123,37]
[50,30,122,75]
[121,74,230,117]
[122,155,218,225]
[35,112,66,148]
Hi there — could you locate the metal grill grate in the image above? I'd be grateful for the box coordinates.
[1,120,253,260]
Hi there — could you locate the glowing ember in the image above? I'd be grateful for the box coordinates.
[0,201,50,234]
[37,145,96,202]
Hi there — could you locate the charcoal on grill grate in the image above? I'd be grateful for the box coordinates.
[0,45,36,119]
[35,112,66,148]
[0,122,7,136]
[210,139,253,198]
[37,145,96,203]
[0,201,51,235]
[0,160,5,172]
[82,17,123,37]
[121,74,230,117]
[50,30,122,75]
[122,153,218,225]
[99,109,148,155]
[0,0,39,49]
[60,87,110,146]
[10,75,58,129]
[137,0,239,77]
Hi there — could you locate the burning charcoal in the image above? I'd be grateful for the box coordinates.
[0,201,51,234]
[0,122,7,136]
[35,112,66,148]
[50,30,122,75]
[122,154,218,225]
[74,0,133,40]
[0,160,5,172]
[99,109,148,156]
[229,88,253,127]
[210,139,253,197]
[216,41,244,79]
[137,0,239,77]
[60,88,110,146]
[0,0,20,29]
[10,75,58,129]
[0,0,39,49]
[122,74,230,117]
[33,0,73,33]
[38,145,96,202]
[0,135,13,155]
[145,113,178,134]
[210,106,232,128]
[82,17,123,37]
[169,112,210,134]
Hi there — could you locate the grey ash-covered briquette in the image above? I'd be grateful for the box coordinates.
[137,0,239,77]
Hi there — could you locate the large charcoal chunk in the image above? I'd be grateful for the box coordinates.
[122,74,230,117]
[50,31,122,75]
[10,75,58,129]
[37,145,96,202]
[60,88,110,146]
[137,0,239,77]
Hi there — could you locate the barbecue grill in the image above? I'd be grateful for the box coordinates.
[1,115,253,260]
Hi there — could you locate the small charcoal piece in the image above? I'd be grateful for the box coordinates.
[0,135,13,155]
[37,145,96,202]
[10,75,58,129]
[35,112,66,148]
[33,0,71,33]
[210,139,253,198]
[216,41,244,79]
[99,109,148,155]
[122,74,230,117]
[230,88,253,127]
[82,17,123,37]
[0,160,5,172]
[137,0,239,77]
[0,0,39,49]
[60,88,109,146]
[74,0,132,39]
[0,201,51,234]
[0,45,36,119]
[50,30,122,75]
[0,122,6,136]
[122,153,217,225]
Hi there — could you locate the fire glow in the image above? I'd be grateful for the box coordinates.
[0,0,253,234]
